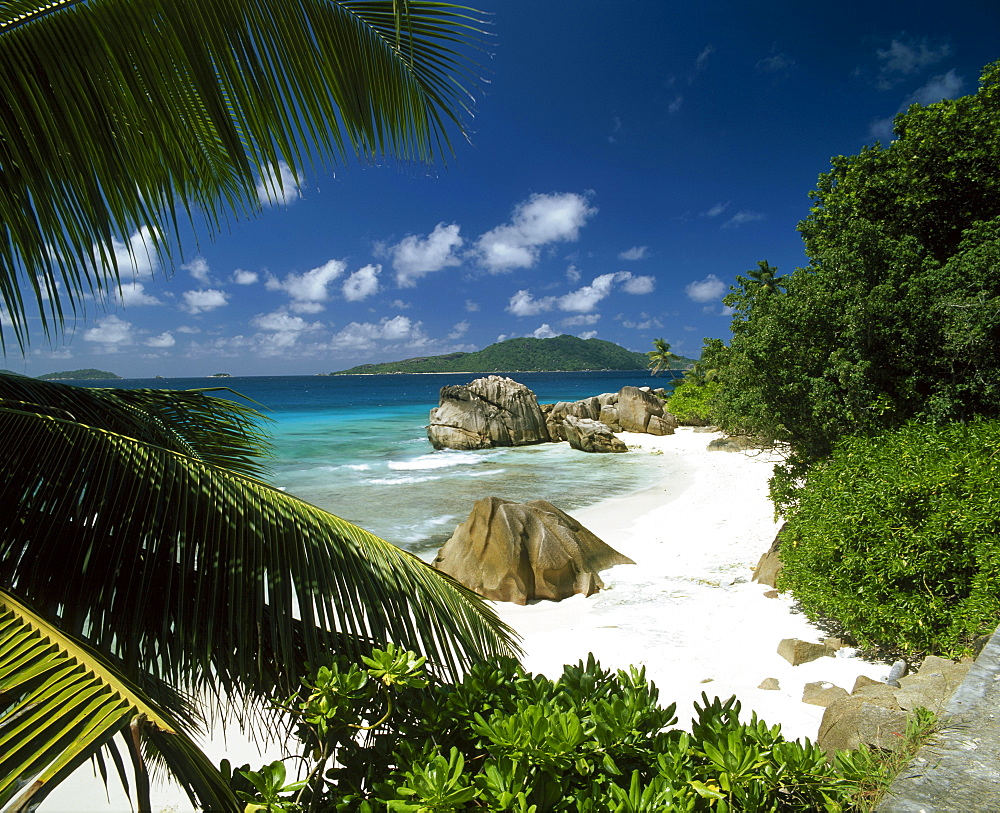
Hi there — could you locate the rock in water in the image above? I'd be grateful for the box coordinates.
[432,497,634,604]
[426,376,552,450]
[562,415,628,453]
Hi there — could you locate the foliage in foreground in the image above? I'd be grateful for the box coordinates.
[229,651,887,812]
[778,420,1000,658]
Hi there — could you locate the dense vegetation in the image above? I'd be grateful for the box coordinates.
[333,335,694,374]
[700,61,1000,657]
[36,368,122,380]
[229,650,894,811]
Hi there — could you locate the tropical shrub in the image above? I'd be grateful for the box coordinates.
[230,650,872,811]
[665,379,722,426]
[778,419,1000,657]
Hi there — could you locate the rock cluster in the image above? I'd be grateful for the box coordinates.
[427,376,677,452]
[432,497,634,604]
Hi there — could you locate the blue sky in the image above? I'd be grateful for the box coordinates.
[10,1,1000,377]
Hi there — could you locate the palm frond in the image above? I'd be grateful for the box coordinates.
[0,378,519,706]
[0,0,488,346]
[0,588,238,813]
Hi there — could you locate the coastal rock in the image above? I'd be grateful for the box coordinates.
[545,396,604,441]
[707,435,759,453]
[427,376,552,450]
[615,386,676,435]
[818,696,909,753]
[432,497,634,604]
[802,681,850,707]
[752,525,785,588]
[778,638,832,666]
[562,415,628,453]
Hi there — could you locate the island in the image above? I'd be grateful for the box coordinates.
[37,368,122,381]
[332,335,694,375]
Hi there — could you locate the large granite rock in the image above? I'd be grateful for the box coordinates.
[432,497,634,604]
[427,376,552,450]
[562,415,628,453]
[752,524,785,588]
[613,386,677,435]
[545,396,605,441]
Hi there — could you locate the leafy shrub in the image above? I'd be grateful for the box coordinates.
[665,379,721,426]
[228,650,868,811]
[778,419,1000,656]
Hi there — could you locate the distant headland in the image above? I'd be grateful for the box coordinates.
[330,335,694,375]
[35,368,122,381]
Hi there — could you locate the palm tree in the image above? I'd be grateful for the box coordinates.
[0,2,516,810]
[646,338,678,376]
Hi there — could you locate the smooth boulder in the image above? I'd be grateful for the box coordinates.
[613,386,677,435]
[427,376,552,450]
[432,497,634,604]
[562,415,628,453]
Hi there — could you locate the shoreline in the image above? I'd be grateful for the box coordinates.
[491,427,889,743]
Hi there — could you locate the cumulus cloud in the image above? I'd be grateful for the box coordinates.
[330,316,425,352]
[232,269,259,285]
[722,210,765,228]
[118,281,162,306]
[578,330,598,339]
[532,323,559,339]
[256,160,301,207]
[390,299,411,309]
[145,331,175,348]
[182,256,212,284]
[561,314,600,327]
[449,320,470,339]
[342,264,381,302]
[250,309,323,354]
[869,69,965,141]
[622,315,664,330]
[392,223,463,287]
[181,288,229,314]
[465,299,480,312]
[83,314,134,345]
[475,192,597,273]
[686,274,726,303]
[703,202,730,218]
[102,226,159,280]
[266,259,346,312]
[618,246,649,261]
[508,271,654,317]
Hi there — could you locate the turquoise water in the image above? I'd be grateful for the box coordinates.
[102,371,680,557]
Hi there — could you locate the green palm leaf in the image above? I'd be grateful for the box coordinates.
[0,588,238,812]
[0,376,517,699]
[0,0,487,347]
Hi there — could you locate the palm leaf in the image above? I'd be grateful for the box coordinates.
[0,377,518,707]
[0,588,239,813]
[0,0,487,346]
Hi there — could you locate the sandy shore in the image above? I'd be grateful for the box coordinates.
[492,428,888,743]
[46,427,889,811]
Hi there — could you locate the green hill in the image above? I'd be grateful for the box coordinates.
[37,368,122,381]
[333,335,693,374]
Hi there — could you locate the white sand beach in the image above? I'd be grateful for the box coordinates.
[46,427,889,812]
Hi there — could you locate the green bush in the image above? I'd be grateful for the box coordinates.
[665,379,721,426]
[778,419,1000,656]
[228,651,872,811]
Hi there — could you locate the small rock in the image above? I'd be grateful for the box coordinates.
[884,659,908,687]
[802,681,850,707]
[852,675,884,693]
[778,638,833,666]
[823,637,844,652]
[758,678,780,690]
[763,589,779,599]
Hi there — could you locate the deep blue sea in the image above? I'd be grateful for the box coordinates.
[95,371,681,559]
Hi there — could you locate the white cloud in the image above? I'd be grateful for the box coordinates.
[392,223,464,287]
[532,323,559,339]
[475,192,597,273]
[390,299,411,309]
[449,320,470,339]
[182,256,212,284]
[704,202,730,218]
[256,160,301,207]
[621,274,655,295]
[722,210,765,228]
[756,53,795,74]
[175,325,201,334]
[561,314,600,327]
[876,37,950,88]
[667,96,684,114]
[909,69,964,106]
[83,314,134,345]
[232,269,259,285]
[686,274,726,303]
[622,316,664,330]
[251,309,322,334]
[342,264,381,302]
[618,246,649,261]
[266,259,346,311]
[118,281,162,306]
[145,331,175,348]
[464,299,480,312]
[181,288,229,314]
[558,272,619,313]
[566,264,582,284]
[578,330,598,339]
[507,289,557,317]
[103,226,159,280]
[330,316,425,351]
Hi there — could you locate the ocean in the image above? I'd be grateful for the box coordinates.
[98,371,682,559]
